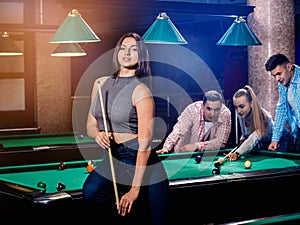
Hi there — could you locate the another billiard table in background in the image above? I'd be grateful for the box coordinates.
[1,132,300,224]
[0,132,101,166]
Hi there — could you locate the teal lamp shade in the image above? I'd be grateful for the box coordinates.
[217,16,261,46]
[142,12,187,44]
[0,31,23,56]
[50,9,100,43]
[51,43,87,57]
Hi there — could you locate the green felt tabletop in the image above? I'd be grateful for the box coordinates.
[0,132,95,148]
[164,154,300,180]
[1,150,300,193]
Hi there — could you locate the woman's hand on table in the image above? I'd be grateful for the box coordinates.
[156,148,169,154]
[226,152,239,161]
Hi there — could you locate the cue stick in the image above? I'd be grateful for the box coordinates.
[223,142,242,159]
[97,80,120,210]
[215,144,241,167]
[235,110,239,144]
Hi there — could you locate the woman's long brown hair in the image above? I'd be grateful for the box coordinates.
[234,85,270,137]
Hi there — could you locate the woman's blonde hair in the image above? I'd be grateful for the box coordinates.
[233,85,270,137]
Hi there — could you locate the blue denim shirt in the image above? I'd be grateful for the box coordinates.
[272,64,300,141]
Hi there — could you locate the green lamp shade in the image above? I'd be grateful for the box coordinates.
[142,12,187,44]
[50,9,100,43]
[51,43,87,57]
[0,31,23,56]
[217,17,261,46]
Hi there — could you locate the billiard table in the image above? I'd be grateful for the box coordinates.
[1,136,300,224]
[0,132,101,166]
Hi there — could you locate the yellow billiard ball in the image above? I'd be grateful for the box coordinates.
[244,160,252,169]
[218,157,225,164]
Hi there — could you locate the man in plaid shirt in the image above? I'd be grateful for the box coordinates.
[156,90,232,153]
[265,53,300,152]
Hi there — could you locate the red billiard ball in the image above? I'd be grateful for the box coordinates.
[214,161,221,168]
[212,168,220,175]
[56,182,66,192]
[195,155,202,164]
[86,164,94,173]
[59,162,67,170]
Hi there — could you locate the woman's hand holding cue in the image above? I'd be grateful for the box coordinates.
[95,131,111,149]
[223,142,242,161]
[226,151,240,161]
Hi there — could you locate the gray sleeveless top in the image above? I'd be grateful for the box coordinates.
[91,76,143,134]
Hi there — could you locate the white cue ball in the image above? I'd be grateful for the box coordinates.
[244,160,252,169]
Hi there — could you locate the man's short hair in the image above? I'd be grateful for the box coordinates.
[203,90,223,104]
[265,53,290,71]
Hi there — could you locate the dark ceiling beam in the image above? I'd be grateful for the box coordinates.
[59,0,255,17]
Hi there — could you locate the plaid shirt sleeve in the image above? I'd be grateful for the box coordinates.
[272,65,300,141]
[162,103,196,151]
[287,65,300,139]
[202,104,232,150]
[294,67,300,127]
[272,84,289,142]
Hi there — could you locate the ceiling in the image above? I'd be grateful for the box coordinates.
[58,0,255,34]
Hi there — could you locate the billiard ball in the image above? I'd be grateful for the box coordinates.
[86,164,94,173]
[244,160,252,169]
[212,168,220,175]
[37,181,46,189]
[218,157,225,164]
[56,182,66,192]
[78,134,84,140]
[59,162,67,170]
[214,161,221,168]
[195,155,202,164]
